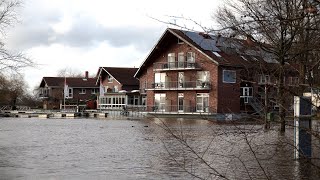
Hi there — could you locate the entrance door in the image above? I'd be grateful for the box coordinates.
[155,93,166,111]
[178,93,184,112]
[196,93,209,112]
[178,72,184,88]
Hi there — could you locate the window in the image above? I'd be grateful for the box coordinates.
[197,71,210,88]
[39,88,48,96]
[187,52,195,66]
[154,72,166,88]
[79,88,86,94]
[178,93,184,112]
[196,93,209,112]
[68,88,73,98]
[114,85,118,92]
[142,96,146,106]
[178,72,184,88]
[104,86,109,93]
[168,53,175,68]
[240,87,253,103]
[91,88,99,94]
[107,75,113,83]
[178,52,185,68]
[154,93,166,111]
[288,77,299,86]
[259,74,270,84]
[98,95,126,109]
[134,96,139,105]
[223,70,236,83]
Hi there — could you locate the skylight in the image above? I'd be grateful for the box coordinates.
[213,51,221,57]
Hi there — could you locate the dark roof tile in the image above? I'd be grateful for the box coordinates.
[41,77,98,87]
[103,67,139,86]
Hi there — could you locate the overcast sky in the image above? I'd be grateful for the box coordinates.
[5,0,223,91]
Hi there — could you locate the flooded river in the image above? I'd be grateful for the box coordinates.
[0,117,319,179]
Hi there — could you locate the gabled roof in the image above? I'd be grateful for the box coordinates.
[97,67,139,86]
[134,28,279,78]
[40,77,98,88]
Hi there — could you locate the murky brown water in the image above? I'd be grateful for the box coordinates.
[0,117,319,179]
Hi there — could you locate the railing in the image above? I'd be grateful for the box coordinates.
[248,97,264,116]
[38,93,49,98]
[60,104,86,112]
[146,81,211,90]
[0,105,31,111]
[153,62,201,71]
[95,104,210,114]
[148,105,210,114]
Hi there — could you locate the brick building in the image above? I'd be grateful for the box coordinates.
[38,72,98,110]
[134,28,299,115]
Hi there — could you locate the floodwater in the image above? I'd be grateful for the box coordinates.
[0,117,319,179]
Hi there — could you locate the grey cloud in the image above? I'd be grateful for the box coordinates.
[8,12,162,52]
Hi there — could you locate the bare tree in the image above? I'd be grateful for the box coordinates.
[214,0,320,132]
[0,73,26,109]
[56,67,83,77]
[0,0,33,72]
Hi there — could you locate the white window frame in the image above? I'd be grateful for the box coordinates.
[240,87,253,104]
[187,52,195,63]
[178,93,184,112]
[168,53,176,68]
[79,88,86,94]
[154,93,166,111]
[91,88,98,94]
[196,93,209,112]
[259,74,270,84]
[223,70,236,83]
[154,72,166,88]
[68,88,73,98]
[178,52,185,68]
[114,85,118,92]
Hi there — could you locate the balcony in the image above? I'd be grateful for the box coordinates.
[145,81,211,90]
[38,93,49,98]
[153,62,201,71]
[146,105,210,114]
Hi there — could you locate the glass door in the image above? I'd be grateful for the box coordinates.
[168,53,175,68]
[178,93,184,112]
[155,93,166,111]
[196,93,209,112]
[178,72,184,88]
[178,52,184,68]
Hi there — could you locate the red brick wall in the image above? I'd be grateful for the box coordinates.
[71,88,98,100]
[217,67,241,113]
[138,39,221,113]
[101,78,123,92]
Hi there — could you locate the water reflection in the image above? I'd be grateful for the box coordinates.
[0,118,319,179]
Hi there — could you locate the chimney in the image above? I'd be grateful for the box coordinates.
[85,71,89,79]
